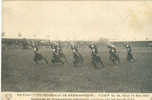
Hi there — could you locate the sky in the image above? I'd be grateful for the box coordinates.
[2,1,152,41]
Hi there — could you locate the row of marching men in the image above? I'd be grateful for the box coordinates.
[32,42,136,67]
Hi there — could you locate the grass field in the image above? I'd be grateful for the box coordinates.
[2,45,152,92]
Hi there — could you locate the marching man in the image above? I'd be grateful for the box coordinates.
[108,45,120,64]
[125,44,136,62]
[32,44,48,64]
[89,42,104,68]
[71,43,83,65]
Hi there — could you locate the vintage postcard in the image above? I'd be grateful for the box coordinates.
[1,0,152,100]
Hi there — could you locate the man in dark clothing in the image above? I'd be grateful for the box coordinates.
[125,44,135,62]
[32,45,48,64]
[108,45,120,64]
[71,43,83,65]
[58,42,68,63]
[89,43,104,68]
[89,43,98,56]
[50,42,64,64]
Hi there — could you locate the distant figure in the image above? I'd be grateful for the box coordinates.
[125,44,135,62]
[2,43,7,53]
[15,40,19,48]
[32,45,48,64]
[22,39,29,49]
[71,43,83,66]
[89,43,104,68]
[108,45,120,64]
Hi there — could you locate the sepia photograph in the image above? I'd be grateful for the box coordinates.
[2,1,152,93]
